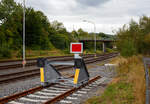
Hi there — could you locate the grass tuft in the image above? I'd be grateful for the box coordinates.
[84,55,145,104]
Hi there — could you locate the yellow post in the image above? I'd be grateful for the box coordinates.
[74,69,80,84]
[40,68,44,82]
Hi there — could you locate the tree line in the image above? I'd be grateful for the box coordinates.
[116,16,150,57]
[0,0,114,58]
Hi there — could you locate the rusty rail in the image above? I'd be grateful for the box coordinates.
[0,86,44,104]
[44,76,101,104]
[0,75,75,104]
[0,53,118,84]
[0,55,94,70]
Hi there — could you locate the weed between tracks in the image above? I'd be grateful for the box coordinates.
[0,49,70,60]
[84,56,145,104]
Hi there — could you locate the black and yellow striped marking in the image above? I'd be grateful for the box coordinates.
[74,69,80,84]
[40,68,44,82]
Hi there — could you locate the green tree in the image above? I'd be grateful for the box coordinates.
[116,16,150,56]
[0,0,17,23]
[50,33,70,49]
[25,8,54,50]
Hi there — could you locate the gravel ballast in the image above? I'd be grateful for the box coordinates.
[0,58,116,104]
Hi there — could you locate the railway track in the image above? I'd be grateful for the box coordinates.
[0,75,102,104]
[0,53,118,84]
[0,54,94,70]
[0,53,117,70]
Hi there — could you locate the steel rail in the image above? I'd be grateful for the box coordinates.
[44,76,101,104]
[0,75,74,104]
[0,53,118,84]
[0,85,51,104]
[0,54,96,63]
[0,75,100,104]
[0,54,95,70]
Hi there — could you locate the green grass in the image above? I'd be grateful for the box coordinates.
[100,82,134,104]
[0,49,70,61]
[84,56,145,104]
[85,82,134,104]
[0,49,113,61]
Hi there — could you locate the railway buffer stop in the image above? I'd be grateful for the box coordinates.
[37,43,89,87]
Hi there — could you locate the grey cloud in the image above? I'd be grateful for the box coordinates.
[14,0,150,33]
[76,0,110,7]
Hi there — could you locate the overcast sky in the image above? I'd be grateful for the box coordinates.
[15,0,150,34]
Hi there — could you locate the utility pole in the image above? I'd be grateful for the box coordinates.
[22,0,26,68]
[83,20,96,57]
[93,23,96,56]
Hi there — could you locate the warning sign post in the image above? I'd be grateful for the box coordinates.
[70,43,83,59]
[70,43,83,54]
[37,42,89,87]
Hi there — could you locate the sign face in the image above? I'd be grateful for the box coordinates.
[70,43,83,53]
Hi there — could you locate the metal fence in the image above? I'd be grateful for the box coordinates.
[143,57,150,104]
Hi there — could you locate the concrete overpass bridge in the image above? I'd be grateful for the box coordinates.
[78,37,116,52]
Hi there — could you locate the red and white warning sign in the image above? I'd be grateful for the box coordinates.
[70,43,83,53]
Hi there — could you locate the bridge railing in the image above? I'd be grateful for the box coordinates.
[78,37,115,41]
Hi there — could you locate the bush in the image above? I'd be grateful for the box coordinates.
[50,34,70,50]
[63,49,70,54]
[96,50,103,54]
[0,43,12,58]
[105,48,115,53]
[116,16,150,57]
[118,39,137,57]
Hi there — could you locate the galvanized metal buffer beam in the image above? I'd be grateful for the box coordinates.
[37,57,89,87]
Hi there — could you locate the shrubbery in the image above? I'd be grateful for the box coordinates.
[0,0,115,59]
[0,43,12,58]
[116,16,150,57]
[0,0,72,58]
